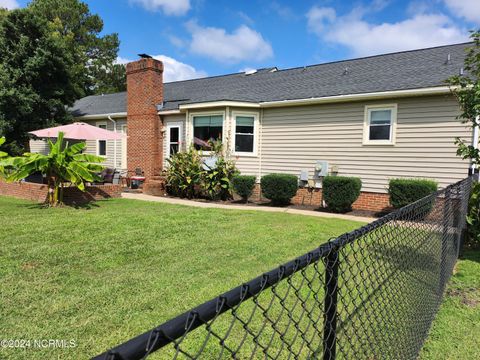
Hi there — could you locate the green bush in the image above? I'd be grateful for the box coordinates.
[166,146,204,199]
[465,181,480,249]
[261,173,298,205]
[323,176,362,213]
[166,141,238,200]
[388,178,438,209]
[232,175,256,202]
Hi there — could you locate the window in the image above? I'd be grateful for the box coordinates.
[234,115,255,154]
[170,127,180,155]
[167,122,183,158]
[193,115,223,150]
[364,105,397,145]
[97,123,107,156]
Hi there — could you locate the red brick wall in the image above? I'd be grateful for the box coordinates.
[126,58,164,179]
[352,191,391,212]
[0,180,121,205]
[0,180,48,202]
[250,184,391,212]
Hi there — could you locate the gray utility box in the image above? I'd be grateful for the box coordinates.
[315,161,329,177]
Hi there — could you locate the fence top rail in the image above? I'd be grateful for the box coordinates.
[93,176,473,360]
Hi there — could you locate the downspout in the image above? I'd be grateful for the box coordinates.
[107,115,117,169]
[258,108,263,183]
[472,116,479,175]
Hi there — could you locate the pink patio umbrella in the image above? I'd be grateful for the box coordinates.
[29,122,124,140]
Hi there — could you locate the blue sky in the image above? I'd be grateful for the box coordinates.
[4,0,480,82]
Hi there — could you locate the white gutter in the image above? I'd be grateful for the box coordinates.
[260,86,453,108]
[158,109,182,115]
[179,101,260,110]
[74,112,126,121]
[107,115,117,169]
[73,86,457,120]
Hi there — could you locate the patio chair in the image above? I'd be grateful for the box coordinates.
[95,168,115,185]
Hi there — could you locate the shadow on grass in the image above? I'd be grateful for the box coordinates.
[18,201,102,210]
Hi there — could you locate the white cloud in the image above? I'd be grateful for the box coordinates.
[116,55,206,82]
[186,22,273,63]
[168,34,187,48]
[307,6,469,57]
[0,0,19,10]
[129,0,190,16]
[239,67,257,73]
[443,0,480,24]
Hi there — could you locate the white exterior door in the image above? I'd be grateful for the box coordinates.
[166,122,183,158]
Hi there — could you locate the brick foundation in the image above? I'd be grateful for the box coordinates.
[126,57,164,179]
[250,184,391,212]
[0,180,122,205]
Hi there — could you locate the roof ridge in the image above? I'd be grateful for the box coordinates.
[272,41,473,74]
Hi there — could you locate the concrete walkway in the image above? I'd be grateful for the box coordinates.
[121,192,375,223]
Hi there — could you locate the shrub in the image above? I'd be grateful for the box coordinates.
[323,176,362,213]
[202,154,238,201]
[201,140,238,200]
[388,178,438,209]
[166,141,238,200]
[261,173,298,205]
[166,146,204,199]
[465,181,480,249]
[232,175,256,202]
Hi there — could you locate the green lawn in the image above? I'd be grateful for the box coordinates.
[420,249,480,360]
[0,196,364,360]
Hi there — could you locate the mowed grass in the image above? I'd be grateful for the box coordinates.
[420,249,480,360]
[0,196,364,360]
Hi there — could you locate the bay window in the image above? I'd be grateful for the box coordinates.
[193,115,223,150]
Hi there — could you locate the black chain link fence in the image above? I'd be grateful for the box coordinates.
[93,177,473,360]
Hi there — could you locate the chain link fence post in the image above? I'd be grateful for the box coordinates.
[323,248,339,360]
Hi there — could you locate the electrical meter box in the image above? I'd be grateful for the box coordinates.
[314,161,329,177]
[299,169,309,182]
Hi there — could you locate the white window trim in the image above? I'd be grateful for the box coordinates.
[232,111,259,157]
[189,110,226,155]
[363,104,397,146]
[96,121,107,156]
[166,121,183,158]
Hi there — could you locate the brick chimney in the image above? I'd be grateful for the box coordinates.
[126,57,164,179]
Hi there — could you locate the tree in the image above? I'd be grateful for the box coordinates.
[0,1,123,154]
[5,132,104,206]
[29,0,122,95]
[91,63,127,94]
[0,8,80,154]
[448,30,480,247]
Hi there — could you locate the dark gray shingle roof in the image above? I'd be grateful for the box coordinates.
[71,42,470,116]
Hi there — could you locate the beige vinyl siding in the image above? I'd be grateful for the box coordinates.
[162,114,187,169]
[29,139,49,155]
[258,95,471,193]
[84,118,127,170]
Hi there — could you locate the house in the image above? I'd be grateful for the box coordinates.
[32,42,478,211]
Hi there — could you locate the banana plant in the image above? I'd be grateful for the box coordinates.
[6,132,105,206]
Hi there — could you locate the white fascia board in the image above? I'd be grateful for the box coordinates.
[259,86,454,108]
[74,112,127,120]
[158,109,183,115]
[178,101,260,110]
